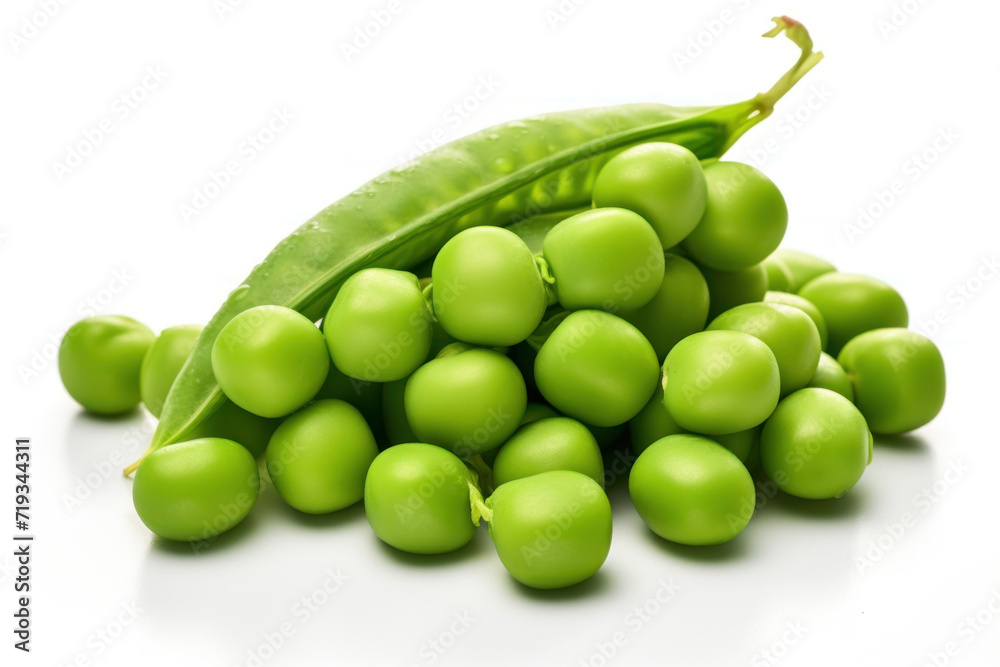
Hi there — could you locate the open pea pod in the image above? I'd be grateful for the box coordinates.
[126,17,821,474]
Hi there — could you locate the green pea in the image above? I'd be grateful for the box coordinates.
[774,249,836,292]
[140,324,203,418]
[682,161,788,270]
[542,207,665,311]
[189,401,280,459]
[324,268,432,382]
[708,425,761,464]
[662,330,779,434]
[591,142,707,248]
[629,384,686,456]
[838,329,945,434]
[621,253,710,361]
[708,302,821,395]
[764,290,829,350]
[382,378,417,446]
[364,443,477,554]
[520,402,560,425]
[535,310,659,427]
[762,253,795,292]
[486,470,611,589]
[798,273,908,355]
[699,262,768,320]
[405,345,527,456]
[760,388,869,499]
[265,399,378,514]
[492,417,604,487]
[212,305,329,418]
[132,437,259,541]
[432,227,547,346]
[629,434,755,545]
[59,315,155,415]
[807,352,855,402]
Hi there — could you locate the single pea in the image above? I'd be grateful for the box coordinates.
[382,378,418,446]
[629,384,687,456]
[774,249,836,292]
[621,253,710,361]
[762,253,795,292]
[486,470,611,589]
[139,324,203,418]
[312,362,384,436]
[364,443,477,554]
[432,227,547,346]
[629,434,755,545]
[708,425,761,464]
[798,273,908,355]
[838,329,946,434]
[542,207,665,311]
[708,302,821,395]
[189,401,281,459]
[764,290,829,350]
[760,388,870,499]
[492,417,604,487]
[807,352,855,402]
[699,262,768,320]
[132,438,259,541]
[324,268,432,382]
[59,315,156,414]
[662,330,780,434]
[682,161,788,271]
[591,142,707,248]
[405,345,527,456]
[266,399,378,514]
[535,310,659,427]
[212,305,329,418]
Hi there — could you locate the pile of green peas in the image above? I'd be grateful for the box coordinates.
[59,141,946,589]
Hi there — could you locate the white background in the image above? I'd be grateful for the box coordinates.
[3,1,999,666]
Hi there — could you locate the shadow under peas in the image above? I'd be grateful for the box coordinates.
[151,509,264,558]
[874,432,933,453]
[508,568,613,602]
[374,526,491,567]
[277,497,368,530]
[763,485,867,521]
[642,528,750,562]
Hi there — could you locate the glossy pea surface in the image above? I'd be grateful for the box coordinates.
[140,324,202,418]
[591,142,707,248]
[432,227,547,346]
[487,470,611,589]
[838,329,945,434]
[775,249,836,292]
[700,262,768,320]
[364,443,476,554]
[189,401,280,459]
[492,417,604,487]
[765,290,829,350]
[762,253,795,292]
[629,434,755,545]
[266,399,378,514]
[132,438,259,542]
[59,315,155,414]
[798,273,908,355]
[807,352,855,402]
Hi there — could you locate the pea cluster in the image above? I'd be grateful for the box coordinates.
[60,141,945,590]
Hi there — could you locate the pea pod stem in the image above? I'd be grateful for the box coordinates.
[466,467,493,526]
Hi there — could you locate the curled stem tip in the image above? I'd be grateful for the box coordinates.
[468,479,493,526]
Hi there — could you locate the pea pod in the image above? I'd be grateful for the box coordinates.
[126,17,822,474]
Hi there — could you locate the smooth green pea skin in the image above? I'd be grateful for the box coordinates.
[662,330,780,435]
[59,315,156,415]
[798,273,909,355]
[487,470,611,589]
[535,310,659,427]
[775,249,836,292]
[591,142,707,248]
[708,425,761,464]
[629,384,687,455]
[621,253,710,361]
[762,254,795,292]
[629,434,755,545]
[838,329,946,434]
[189,401,280,459]
[364,443,476,554]
[213,305,329,418]
[760,388,870,499]
[324,268,432,382]
[132,438,259,541]
[382,378,417,446]
[266,400,378,514]
[807,352,855,402]
[682,161,788,271]
[405,346,527,456]
[708,302,822,396]
[765,290,829,351]
[432,227,547,347]
[699,262,768,320]
[483,402,561,468]
[542,207,665,311]
[492,417,604,487]
[139,324,203,418]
